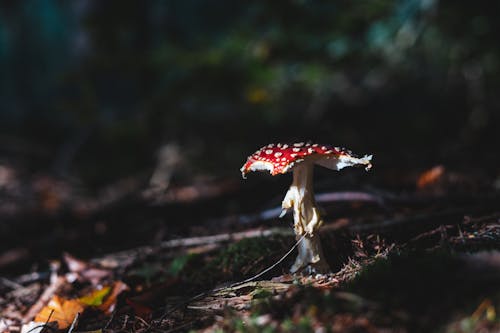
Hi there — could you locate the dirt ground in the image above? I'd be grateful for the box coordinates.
[0,161,499,333]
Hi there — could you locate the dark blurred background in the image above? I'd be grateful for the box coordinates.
[1,0,499,181]
[0,0,499,269]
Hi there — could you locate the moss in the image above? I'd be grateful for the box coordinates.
[251,287,273,299]
[168,253,197,276]
[183,235,291,289]
[209,236,290,279]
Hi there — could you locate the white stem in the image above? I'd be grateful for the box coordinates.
[282,163,330,274]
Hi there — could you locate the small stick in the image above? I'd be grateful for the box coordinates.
[67,312,80,333]
[22,275,65,323]
[14,271,50,285]
[238,191,384,224]
[103,310,116,330]
[94,228,293,268]
[0,277,24,290]
[25,310,56,333]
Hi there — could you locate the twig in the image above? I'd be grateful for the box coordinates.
[237,191,384,224]
[134,316,151,330]
[22,275,65,323]
[316,191,384,205]
[67,312,80,333]
[0,277,24,290]
[25,310,56,333]
[161,228,292,248]
[103,310,116,330]
[409,224,455,242]
[120,315,129,331]
[94,228,293,268]
[14,271,50,285]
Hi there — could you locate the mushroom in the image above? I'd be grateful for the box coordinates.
[241,142,372,274]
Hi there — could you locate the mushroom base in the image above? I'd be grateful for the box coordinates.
[291,234,330,274]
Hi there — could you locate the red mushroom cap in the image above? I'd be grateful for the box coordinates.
[240,142,372,178]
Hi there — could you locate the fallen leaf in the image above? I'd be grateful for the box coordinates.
[79,286,111,306]
[97,281,129,314]
[34,295,84,329]
[417,165,445,189]
[472,299,496,322]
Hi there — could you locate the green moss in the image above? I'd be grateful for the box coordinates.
[210,236,289,279]
[251,287,273,299]
[184,236,290,289]
[168,253,197,276]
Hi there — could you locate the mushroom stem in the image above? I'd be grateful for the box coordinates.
[282,163,330,274]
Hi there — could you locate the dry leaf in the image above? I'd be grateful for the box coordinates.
[34,295,84,329]
[417,165,445,189]
[33,282,128,329]
[79,286,111,306]
[97,281,129,314]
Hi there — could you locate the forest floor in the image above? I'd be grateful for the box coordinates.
[0,163,499,332]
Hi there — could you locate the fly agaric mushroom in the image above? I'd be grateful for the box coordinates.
[241,142,372,274]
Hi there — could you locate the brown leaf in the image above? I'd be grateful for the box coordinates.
[417,165,445,189]
[97,281,129,314]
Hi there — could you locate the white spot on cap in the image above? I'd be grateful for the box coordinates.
[274,152,283,157]
[282,144,289,149]
[292,148,301,152]
[267,144,275,148]
[294,142,304,147]
[265,149,273,154]
[307,148,314,153]
[277,143,282,148]
[281,157,287,161]
[321,146,327,150]
[290,153,297,158]
[312,144,319,147]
